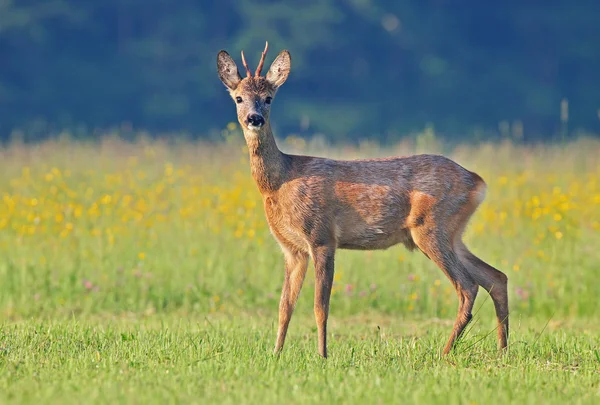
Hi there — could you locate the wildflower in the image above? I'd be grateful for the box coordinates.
[82,279,99,292]
[515,287,529,301]
[345,284,353,296]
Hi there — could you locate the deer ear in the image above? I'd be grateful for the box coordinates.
[217,50,242,90]
[266,50,291,88]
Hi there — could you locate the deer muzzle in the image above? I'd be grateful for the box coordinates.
[247,114,265,129]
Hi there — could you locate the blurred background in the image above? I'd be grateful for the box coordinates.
[1,0,599,142]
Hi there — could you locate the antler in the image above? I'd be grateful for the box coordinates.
[240,41,269,78]
[240,50,252,78]
[255,41,269,77]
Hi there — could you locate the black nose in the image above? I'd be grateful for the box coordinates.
[247,114,265,127]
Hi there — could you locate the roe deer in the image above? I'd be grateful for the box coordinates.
[216,42,509,358]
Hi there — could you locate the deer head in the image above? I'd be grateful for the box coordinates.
[217,42,291,133]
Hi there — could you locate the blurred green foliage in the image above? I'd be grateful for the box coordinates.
[0,0,599,140]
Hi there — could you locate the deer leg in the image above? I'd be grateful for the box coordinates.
[443,277,478,355]
[311,245,335,358]
[456,242,509,350]
[274,250,309,354]
[411,229,478,354]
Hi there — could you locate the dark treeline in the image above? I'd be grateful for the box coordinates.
[1,1,599,141]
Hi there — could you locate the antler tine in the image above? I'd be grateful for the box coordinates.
[255,41,269,77]
[240,50,252,78]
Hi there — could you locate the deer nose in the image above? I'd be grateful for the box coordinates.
[247,114,265,127]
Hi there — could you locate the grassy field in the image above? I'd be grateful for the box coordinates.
[1,132,600,404]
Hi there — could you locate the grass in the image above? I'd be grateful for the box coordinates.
[1,132,600,404]
[2,316,600,404]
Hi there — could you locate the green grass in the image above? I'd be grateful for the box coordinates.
[1,137,600,404]
[1,315,599,404]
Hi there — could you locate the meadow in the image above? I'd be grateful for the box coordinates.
[1,129,600,404]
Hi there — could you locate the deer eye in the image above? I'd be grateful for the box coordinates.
[236,96,243,104]
[265,97,272,105]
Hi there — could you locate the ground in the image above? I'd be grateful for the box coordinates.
[1,133,599,404]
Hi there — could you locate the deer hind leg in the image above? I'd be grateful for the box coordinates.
[452,180,509,351]
[274,249,309,354]
[411,227,479,355]
[456,241,509,350]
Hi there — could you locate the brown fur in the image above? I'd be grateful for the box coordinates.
[217,45,509,358]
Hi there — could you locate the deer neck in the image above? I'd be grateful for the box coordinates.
[243,123,287,193]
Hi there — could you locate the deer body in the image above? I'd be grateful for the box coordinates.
[217,42,509,358]
[259,152,482,252]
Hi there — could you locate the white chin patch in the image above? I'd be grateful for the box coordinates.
[247,124,262,131]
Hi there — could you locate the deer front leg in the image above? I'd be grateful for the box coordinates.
[312,245,336,358]
[274,250,309,354]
